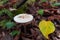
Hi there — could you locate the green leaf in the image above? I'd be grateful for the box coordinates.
[38,9,44,16]
[0,0,8,5]
[53,3,60,6]
[15,4,27,14]
[0,20,11,28]
[39,20,55,39]
[4,9,13,18]
[1,9,13,18]
[5,22,15,29]
[10,30,20,36]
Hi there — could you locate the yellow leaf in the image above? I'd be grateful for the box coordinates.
[39,20,55,39]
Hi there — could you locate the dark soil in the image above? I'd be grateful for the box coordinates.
[0,0,60,40]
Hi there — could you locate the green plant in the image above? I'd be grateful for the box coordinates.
[5,22,15,29]
[0,8,13,18]
[53,3,60,6]
[14,0,36,15]
[0,20,15,29]
[0,0,8,6]
[38,9,44,16]
[0,20,7,28]
[16,5,27,14]
[10,30,20,36]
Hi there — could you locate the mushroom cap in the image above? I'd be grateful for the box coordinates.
[14,14,33,23]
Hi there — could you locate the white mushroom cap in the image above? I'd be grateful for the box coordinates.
[14,14,33,23]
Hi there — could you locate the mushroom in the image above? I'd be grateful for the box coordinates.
[14,13,33,23]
